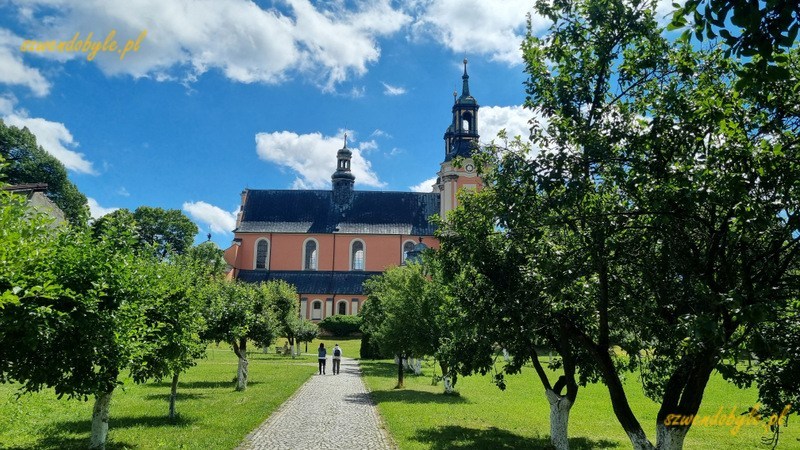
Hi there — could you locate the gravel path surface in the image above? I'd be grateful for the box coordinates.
[238,357,395,450]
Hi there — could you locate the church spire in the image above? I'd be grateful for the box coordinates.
[332,135,355,205]
[461,58,470,98]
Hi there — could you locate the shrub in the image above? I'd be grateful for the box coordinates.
[318,315,362,336]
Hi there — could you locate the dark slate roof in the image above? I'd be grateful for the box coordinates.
[236,190,440,235]
[237,270,381,295]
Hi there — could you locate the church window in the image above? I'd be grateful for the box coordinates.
[311,300,322,320]
[337,301,347,315]
[351,240,365,270]
[304,239,318,270]
[255,239,269,269]
[402,240,415,262]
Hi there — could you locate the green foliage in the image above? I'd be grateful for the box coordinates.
[670,0,799,72]
[132,206,198,257]
[318,314,363,336]
[0,120,89,225]
[359,330,388,360]
[361,262,445,360]
[294,319,319,345]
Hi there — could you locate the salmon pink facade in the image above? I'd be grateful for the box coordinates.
[224,60,482,322]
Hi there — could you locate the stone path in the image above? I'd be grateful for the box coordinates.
[238,357,395,450]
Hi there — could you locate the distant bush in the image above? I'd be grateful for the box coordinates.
[318,315,362,336]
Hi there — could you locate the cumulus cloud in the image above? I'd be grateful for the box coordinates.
[382,82,407,95]
[410,176,437,193]
[10,0,410,91]
[2,99,96,174]
[255,130,385,189]
[0,28,51,96]
[183,201,237,235]
[87,197,118,219]
[480,105,535,143]
[408,0,549,63]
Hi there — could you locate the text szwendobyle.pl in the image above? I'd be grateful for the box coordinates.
[664,404,792,436]
[20,30,147,61]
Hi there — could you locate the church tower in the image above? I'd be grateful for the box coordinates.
[437,59,481,217]
[332,134,355,206]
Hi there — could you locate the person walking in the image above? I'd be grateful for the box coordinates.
[332,344,342,375]
[318,343,327,375]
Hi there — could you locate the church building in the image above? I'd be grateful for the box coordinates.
[223,60,483,321]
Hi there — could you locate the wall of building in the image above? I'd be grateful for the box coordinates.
[234,232,439,272]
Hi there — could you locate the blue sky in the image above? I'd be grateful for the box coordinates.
[0,0,674,248]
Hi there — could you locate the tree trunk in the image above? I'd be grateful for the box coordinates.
[397,354,404,388]
[89,390,113,449]
[233,338,248,391]
[655,423,688,450]
[168,372,179,419]
[545,389,573,450]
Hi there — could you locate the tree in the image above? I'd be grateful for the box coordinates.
[442,1,800,448]
[295,319,319,354]
[202,280,279,391]
[265,280,301,357]
[127,255,208,419]
[0,120,89,225]
[362,262,446,389]
[435,183,589,449]
[132,206,198,257]
[0,207,166,449]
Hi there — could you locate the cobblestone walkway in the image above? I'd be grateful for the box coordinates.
[238,357,395,450]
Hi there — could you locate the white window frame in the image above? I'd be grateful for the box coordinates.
[402,240,416,263]
[311,300,322,320]
[336,300,348,315]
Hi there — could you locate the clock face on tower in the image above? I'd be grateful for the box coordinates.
[465,163,475,173]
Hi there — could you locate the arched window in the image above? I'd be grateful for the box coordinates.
[337,301,347,315]
[303,239,318,270]
[311,300,322,320]
[402,240,415,262]
[255,239,269,270]
[351,240,365,271]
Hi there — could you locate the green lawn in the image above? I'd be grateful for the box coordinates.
[0,345,315,449]
[361,358,799,450]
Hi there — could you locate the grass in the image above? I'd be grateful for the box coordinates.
[0,344,315,449]
[361,358,800,450]
[289,336,362,358]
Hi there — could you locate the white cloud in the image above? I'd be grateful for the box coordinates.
[10,0,410,91]
[116,186,130,197]
[382,82,407,95]
[182,201,237,235]
[0,28,51,96]
[410,176,437,193]
[408,0,549,63]
[3,105,96,174]
[87,197,118,219]
[479,105,534,143]
[255,130,385,189]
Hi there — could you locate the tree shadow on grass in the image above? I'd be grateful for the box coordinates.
[145,380,263,389]
[412,426,620,450]
[370,389,468,405]
[49,414,196,436]
[4,436,136,450]
[143,392,207,401]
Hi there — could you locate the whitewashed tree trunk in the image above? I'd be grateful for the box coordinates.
[168,373,179,419]
[655,423,687,450]
[291,342,298,358]
[89,391,113,449]
[442,375,454,394]
[502,348,510,362]
[236,355,248,391]
[410,358,422,375]
[545,389,572,450]
[627,429,656,450]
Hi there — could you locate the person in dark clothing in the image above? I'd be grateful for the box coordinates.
[318,343,327,375]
